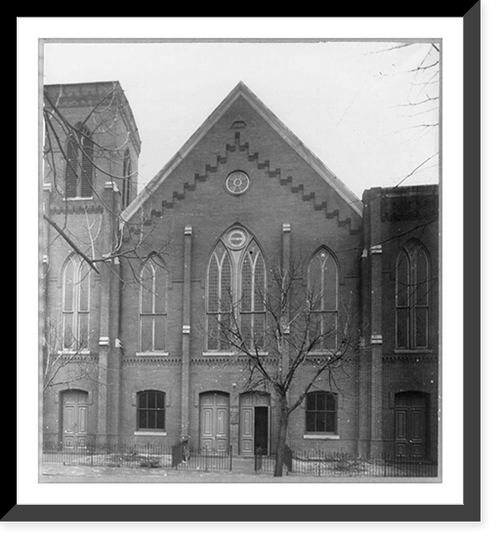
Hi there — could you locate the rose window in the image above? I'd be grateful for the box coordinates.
[225,171,250,195]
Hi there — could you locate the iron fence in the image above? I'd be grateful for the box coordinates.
[289,450,438,477]
[42,441,172,468]
[253,445,294,475]
[172,443,233,472]
[41,437,437,478]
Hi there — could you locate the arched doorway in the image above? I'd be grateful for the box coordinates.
[61,390,89,450]
[239,392,270,455]
[394,391,429,459]
[199,392,230,452]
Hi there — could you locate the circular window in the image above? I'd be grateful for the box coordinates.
[227,228,247,249]
[225,171,250,195]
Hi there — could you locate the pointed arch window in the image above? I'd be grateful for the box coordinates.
[206,229,266,352]
[240,240,266,349]
[65,123,94,198]
[396,240,430,349]
[62,254,91,351]
[140,261,168,352]
[122,148,132,208]
[207,242,233,351]
[308,248,339,351]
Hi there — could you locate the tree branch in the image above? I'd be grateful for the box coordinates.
[43,214,100,273]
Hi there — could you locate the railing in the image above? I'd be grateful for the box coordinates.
[41,438,437,478]
[172,443,233,472]
[289,450,438,477]
[42,440,172,468]
[254,447,292,475]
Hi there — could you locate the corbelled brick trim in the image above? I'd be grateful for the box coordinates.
[125,132,362,237]
[50,204,103,215]
[122,357,181,364]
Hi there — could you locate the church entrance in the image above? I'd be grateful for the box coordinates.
[61,390,89,450]
[394,391,429,460]
[239,392,270,455]
[199,392,230,452]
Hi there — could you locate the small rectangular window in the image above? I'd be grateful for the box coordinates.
[137,390,166,431]
[305,391,337,434]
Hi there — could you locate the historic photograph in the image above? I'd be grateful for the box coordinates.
[40,38,440,482]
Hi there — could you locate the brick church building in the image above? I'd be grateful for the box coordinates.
[41,81,439,463]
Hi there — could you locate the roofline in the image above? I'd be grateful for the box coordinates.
[44,80,142,153]
[44,80,121,89]
[122,81,362,223]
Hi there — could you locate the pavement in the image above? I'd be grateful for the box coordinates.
[39,458,344,483]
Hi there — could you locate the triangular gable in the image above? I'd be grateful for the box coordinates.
[122,81,362,224]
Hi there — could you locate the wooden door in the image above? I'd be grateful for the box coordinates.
[62,390,89,450]
[239,393,270,455]
[394,391,428,459]
[240,405,254,455]
[200,392,229,452]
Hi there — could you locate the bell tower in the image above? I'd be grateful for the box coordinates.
[42,81,141,448]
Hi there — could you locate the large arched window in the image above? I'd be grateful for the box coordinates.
[240,240,266,349]
[206,228,266,352]
[62,254,91,351]
[396,240,430,349]
[206,242,233,351]
[139,260,168,352]
[307,247,338,350]
[65,123,94,198]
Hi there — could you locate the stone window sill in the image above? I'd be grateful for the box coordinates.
[303,434,340,440]
[394,349,434,354]
[202,351,269,357]
[136,352,169,357]
[134,431,167,436]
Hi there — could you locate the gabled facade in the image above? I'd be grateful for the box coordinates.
[41,81,439,462]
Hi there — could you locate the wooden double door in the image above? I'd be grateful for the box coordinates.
[199,392,230,452]
[394,391,429,459]
[61,390,89,450]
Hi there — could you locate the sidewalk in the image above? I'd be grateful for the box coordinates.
[39,461,344,483]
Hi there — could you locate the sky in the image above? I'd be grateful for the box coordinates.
[42,39,440,200]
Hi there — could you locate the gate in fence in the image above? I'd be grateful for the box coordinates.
[172,441,233,472]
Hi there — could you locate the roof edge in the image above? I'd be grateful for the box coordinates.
[122,81,362,223]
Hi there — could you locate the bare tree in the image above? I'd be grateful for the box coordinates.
[378,41,440,188]
[42,83,174,274]
[41,84,171,398]
[207,257,359,477]
[42,314,99,395]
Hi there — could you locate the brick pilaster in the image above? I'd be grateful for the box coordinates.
[181,225,193,437]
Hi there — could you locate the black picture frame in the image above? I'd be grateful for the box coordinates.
[9,6,481,523]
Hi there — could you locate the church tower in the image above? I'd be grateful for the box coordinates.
[41,81,141,449]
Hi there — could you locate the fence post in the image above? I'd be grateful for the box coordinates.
[255,446,263,473]
[284,445,293,474]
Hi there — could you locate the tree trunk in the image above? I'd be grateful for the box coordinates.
[274,393,289,477]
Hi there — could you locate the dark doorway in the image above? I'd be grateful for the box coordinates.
[254,406,269,455]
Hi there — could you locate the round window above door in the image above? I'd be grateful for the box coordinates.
[225,171,250,195]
